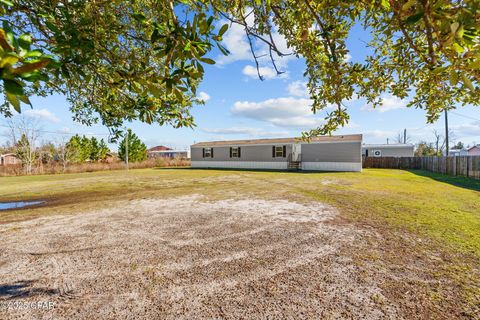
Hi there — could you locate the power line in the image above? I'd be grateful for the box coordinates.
[449,111,480,122]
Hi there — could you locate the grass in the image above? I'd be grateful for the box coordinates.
[1,167,479,313]
[1,167,479,258]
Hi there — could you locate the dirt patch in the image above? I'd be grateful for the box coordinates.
[0,196,473,319]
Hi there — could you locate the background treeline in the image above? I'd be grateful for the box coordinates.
[66,135,110,163]
[1,119,188,176]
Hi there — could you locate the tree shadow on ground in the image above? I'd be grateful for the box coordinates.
[409,169,480,192]
[0,280,58,299]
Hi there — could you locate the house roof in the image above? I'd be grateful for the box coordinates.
[150,150,188,153]
[148,146,172,152]
[0,153,17,157]
[362,144,414,149]
[191,134,362,147]
[468,145,480,151]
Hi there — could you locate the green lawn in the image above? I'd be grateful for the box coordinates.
[1,168,479,312]
[1,168,479,258]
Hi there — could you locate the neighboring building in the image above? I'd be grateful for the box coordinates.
[446,148,468,156]
[103,152,119,163]
[468,145,480,156]
[191,134,362,172]
[362,144,414,157]
[147,146,189,159]
[0,153,21,166]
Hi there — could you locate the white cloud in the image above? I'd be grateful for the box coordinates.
[202,127,289,137]
[197,91,210,102]
[231,97,325,129]
[287,81,308,97]
[242,65,288,80]
[216,17,295,76]
[361,95,407,113]
[23,108,60,123]
[216,22,252,65]
[451,121,480,137]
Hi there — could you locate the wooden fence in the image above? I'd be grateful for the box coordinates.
[362,156,480,180]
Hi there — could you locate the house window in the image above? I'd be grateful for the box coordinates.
[230,147,241,158]
[272,145,286,158]
[203,147,213,158]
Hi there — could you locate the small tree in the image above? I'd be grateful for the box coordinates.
[38,141,56,164]
[79,136,92,162]
[97,139,109,161]
[7,116,41,174]
[66,135,82,163]
[453,141,465,150]
[415,142,437,157]
[118,129,147,162]
[16,134,37,174]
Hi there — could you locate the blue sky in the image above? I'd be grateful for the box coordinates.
[1,19,479,151]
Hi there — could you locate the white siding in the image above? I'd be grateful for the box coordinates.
[191,161,287,170]
[301,162,362,172]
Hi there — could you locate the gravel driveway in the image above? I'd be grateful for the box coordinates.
[0,195,410,319]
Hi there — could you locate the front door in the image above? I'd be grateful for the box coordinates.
[292,143,301,161]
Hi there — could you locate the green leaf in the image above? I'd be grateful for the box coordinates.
[5,92,20,112]
[18,94,31,106]
[461,74,474,92]
[199,57,215,65]
[450,22,459,34]
[133,13,147,23]
[405,12,424,25]
[468,60,480,70]
[402,0,416,11]
[452,43,464,53]
[3,79,24,95]
[217,43,230,56]
[18,34,32,49]
[0,0,13,6]
[449,71,458,86]
[23,50,43,58]
[218,24,228,37]
[0,53,19,67]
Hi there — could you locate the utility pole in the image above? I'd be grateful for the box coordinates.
[125,128,129,170]
[445,110,449,156]
[403,128,407,144]
[387,138,389,144]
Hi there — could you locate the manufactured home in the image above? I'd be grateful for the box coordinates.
[362,144,414,157]
[147,146,190,159]
[191,134,362,172]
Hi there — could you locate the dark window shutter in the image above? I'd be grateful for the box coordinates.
[272,146,276,158]
[230,147,232,158]
[238,147,241,158]
[202,148,205,158]
[211,148,214,158]
[283,145,286,157]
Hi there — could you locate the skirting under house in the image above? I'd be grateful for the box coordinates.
[191,161,288,170]
[190,134,363,172]
[301,162,362,172]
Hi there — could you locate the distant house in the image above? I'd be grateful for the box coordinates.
[468,145,480,156]
[191,134,363,172]
[0,153,21,166]
[147,146,189,159]
[447,148,468,156]
[103,152,118,163]
[362,144,414,157]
